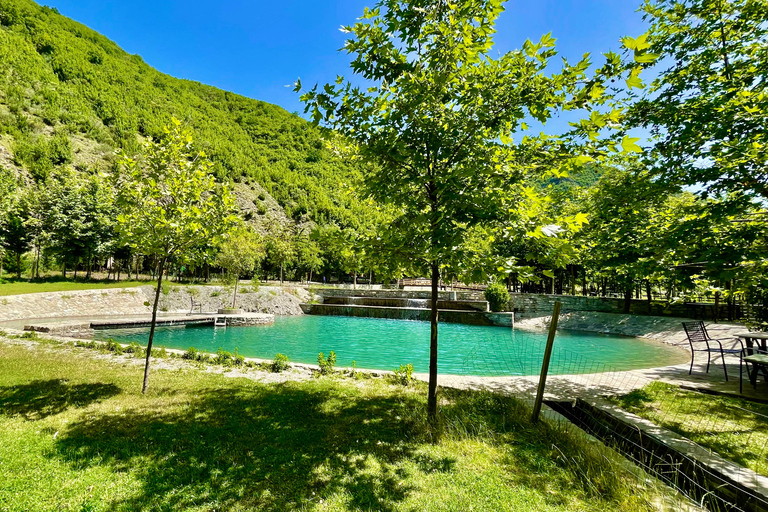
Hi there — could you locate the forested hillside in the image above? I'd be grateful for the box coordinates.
[0,0,370,230]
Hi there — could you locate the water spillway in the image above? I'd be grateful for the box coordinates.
[301,294,514,327]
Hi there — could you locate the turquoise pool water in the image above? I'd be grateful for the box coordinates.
[94,316,688,376]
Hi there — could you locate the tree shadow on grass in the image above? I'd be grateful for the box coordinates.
[0,379,121,420]
[53,382,423,511]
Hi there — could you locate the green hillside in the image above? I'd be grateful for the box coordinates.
[0,0,368,229]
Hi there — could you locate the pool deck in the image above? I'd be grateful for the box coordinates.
[18,312,274,335]
[425,355,767,402]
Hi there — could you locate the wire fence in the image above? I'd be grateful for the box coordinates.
[461,325,768,511]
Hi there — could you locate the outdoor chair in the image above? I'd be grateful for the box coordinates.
[189,296,202,315]
[682,321,744,382]
[742,348,768,393]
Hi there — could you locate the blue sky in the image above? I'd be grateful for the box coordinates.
[45,0,650,123]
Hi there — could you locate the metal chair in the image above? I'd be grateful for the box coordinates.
[189,296,202,315]
[682,321,744,381]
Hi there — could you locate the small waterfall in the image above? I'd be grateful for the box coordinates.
[407,299,429,309]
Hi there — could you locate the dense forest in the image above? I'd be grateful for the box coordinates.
[0,0,388,280]
[0,0,376,227]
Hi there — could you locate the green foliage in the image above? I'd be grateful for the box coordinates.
[0,0,374,230]
[125,342,144,358]
[214,347,245,367]
[182,347,199,360]
[392,363,414,386]
[630,0,768,201]
[271,353,290,373]
[104,338,123,355]
[484,282,510,312]
[216,226,265,307]
[316,350,336,375]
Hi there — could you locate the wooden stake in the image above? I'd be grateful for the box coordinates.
[531,301,562,424]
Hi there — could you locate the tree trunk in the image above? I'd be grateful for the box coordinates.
[143,257,166,394]
[309,269,313,284]
[624,285,632,314]
[582,272,587,296]
[353,272,357,290]
[232,277,239,309]
[427,262,440,422]
[369,270,373,290]
[16,252,21,278]
[280,263,284,284]
[645,280,652,315]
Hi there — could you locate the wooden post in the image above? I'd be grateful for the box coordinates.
[531,301,562,424]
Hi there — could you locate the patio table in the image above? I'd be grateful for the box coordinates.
[735,331,768,353]
[736,332,768,391]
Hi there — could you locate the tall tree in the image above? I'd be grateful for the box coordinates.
[299,0,635,419]
[216,226,266,308]
[630,0,768,200]
[115,118,237,393]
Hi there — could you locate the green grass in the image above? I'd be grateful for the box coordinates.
[0,340,671,512]
[612,382,768,477]
[0,276,148,296]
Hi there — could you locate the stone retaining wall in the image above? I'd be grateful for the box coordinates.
[319,288,484,301]
[509,293,735,320]
[0,287,152,322]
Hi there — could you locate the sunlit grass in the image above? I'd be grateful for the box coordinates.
[0,339,673,511]
[0,276,148,296]
[612,381,768,477]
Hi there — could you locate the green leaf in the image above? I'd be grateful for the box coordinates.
[620,136,643,153]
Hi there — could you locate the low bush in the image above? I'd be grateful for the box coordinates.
[214,347,244,367]
[393,363,414,386]
[104,338,123,355]
[484,282,510,312]
[317,351,336,375]
[182,347,199,360]
[271,353,290,373]
[125,342,144,357]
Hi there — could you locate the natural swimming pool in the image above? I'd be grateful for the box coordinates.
[93,315,688,376]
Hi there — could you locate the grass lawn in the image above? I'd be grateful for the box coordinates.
[612,382,768,477]
[0,338,674,512]
[0,276,149,296]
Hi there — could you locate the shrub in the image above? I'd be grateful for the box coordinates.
[215,347,244,367]
[393,363,414,386]
[125,342,144,357]
[484,282,510,312]
[271,353,290,373]
[317,351,336,375]
[104,338,124,355]
[182,347,199,360]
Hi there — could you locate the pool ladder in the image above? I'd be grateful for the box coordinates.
[214,316,227,328]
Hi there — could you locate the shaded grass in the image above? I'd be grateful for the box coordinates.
[612,381,768,477]
[0,276,148,296]
[0,341,670,512]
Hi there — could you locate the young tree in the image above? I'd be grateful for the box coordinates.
[266,224,295,283]
[116,118,237,393]
[299,0,635,419]
[295,233,323,283]
[630,0,768,200]
[0,211,31,278]
[216,226,266,308]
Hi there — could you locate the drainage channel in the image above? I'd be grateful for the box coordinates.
[545,399,768,512]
